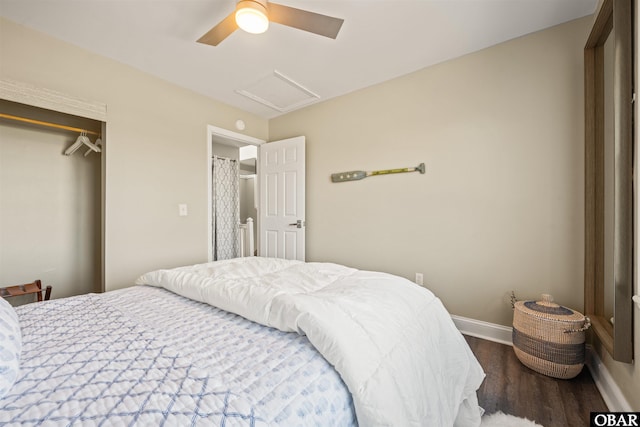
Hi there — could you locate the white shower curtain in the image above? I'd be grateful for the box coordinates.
[212,156,240,260]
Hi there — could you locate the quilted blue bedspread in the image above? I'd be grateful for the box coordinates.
[0,286,356,426]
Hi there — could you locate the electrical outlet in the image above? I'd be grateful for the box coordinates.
[415,273,423,286]
[178,204,188,216]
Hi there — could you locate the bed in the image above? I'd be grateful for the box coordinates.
[0,257,485,426]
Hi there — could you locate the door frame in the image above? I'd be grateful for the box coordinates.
[206,125,265,262]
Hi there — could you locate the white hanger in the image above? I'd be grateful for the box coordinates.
[64,133,85,156]
[64,132,102,156]
[84,138,102,157]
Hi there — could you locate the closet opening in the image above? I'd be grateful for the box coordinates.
[0,99,103,305]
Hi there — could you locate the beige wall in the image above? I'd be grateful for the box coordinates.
[270,17,591,327]
[0,17,269,291]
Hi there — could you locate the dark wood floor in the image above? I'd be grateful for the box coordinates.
[465,335,608,427]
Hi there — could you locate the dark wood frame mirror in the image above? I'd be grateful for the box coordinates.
[584,0,634,363]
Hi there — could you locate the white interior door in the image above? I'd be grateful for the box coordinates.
[258,136,305,261]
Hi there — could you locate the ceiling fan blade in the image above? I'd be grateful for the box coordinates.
[268,2,344,39]
[197,11,238,46]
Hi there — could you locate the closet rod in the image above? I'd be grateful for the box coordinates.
[0,113,100,136]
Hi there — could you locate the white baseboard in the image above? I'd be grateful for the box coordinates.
[451,314,632,412]
[585,345,633,411]
[452,315,513,346]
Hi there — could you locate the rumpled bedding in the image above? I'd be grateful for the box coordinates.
[137,257,486,426]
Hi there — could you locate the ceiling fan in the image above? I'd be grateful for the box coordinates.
[197,0,344,46]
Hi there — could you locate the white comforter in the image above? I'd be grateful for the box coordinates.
[136,257,485,427]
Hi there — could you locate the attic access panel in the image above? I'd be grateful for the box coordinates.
[236,70,320,113]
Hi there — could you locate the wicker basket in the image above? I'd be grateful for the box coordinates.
[512,294,590,379]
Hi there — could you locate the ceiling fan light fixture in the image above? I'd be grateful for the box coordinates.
[235,0,269,34]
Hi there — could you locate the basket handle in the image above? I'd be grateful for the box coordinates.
[510,291,518,309]
[563,317,591,333]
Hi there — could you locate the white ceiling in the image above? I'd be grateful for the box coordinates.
[0,0,597,119]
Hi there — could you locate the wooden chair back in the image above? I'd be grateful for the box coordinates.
[0,280,52,302]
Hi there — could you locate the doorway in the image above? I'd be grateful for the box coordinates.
[206,125,264,261]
